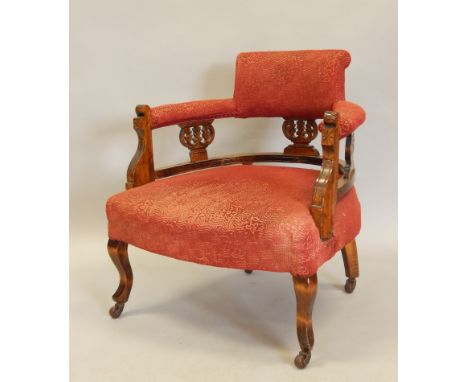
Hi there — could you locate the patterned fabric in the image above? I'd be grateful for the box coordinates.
[106,165,361,276]
[149,50,364,137]
[150,99,238,129]
[233,50,351,119]
[318,100,366,138]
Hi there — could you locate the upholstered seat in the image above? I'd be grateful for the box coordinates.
[107,165,360,276]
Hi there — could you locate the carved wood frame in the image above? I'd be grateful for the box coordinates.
[126,105,155,190]
[282,118,320,156]
[126,105,355,240]
[117,104,360,369]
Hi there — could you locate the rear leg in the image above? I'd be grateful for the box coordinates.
[341,239,359,293]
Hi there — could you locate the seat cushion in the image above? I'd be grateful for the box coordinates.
[106,165,361,276]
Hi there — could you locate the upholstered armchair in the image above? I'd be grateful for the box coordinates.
[106,50,365,369]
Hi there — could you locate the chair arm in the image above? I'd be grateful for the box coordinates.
[126,105,155,189]
[310,111,340,240]
[150,98,238,129]
[319,100,365,138]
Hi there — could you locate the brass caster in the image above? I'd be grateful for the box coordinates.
[294,350,311,369]
[345,278,356,293]
[109,302,125,319]
[244,270,253,274]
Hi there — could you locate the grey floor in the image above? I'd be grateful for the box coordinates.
[70,227,397,382]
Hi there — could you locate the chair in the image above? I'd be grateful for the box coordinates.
[105,50,365,369]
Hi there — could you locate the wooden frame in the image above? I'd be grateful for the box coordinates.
[126,106,355,218]
[310,111,340,240]
[111,104,360,369]
[126,105,155,189]
[282,118,320,156]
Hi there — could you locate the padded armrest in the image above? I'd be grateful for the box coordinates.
[319,101,366,138]
[150,98,365,137]
[150,98,238,129]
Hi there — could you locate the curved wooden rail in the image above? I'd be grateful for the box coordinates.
[153,152,354,199]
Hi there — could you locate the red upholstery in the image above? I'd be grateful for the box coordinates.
[149,50,364,137]
[233,50,351,119]
[319,101,366,138]
[106,166,361,276]
[150,99,238,129]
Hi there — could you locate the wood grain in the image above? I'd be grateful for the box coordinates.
[293,274,318,369]
[179,120,215,162]
[126,105,155,189]
[154,152,354,199]
[282,118,320,156]
[108,240,133,318]
[309,111,340,240]
[341,239,359,293]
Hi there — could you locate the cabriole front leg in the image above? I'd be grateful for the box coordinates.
[108,239,133,318]
[292,274,318,369]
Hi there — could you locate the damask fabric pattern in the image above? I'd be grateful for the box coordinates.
[150,98,238,129]
[233,50,351,119]
[106,166,361,276]
[318,101,366,138]
[149,50,364,137]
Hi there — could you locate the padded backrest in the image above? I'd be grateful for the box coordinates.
[233,50,351,119]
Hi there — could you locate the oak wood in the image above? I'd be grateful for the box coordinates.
[108,240,133,318]
[341,239,359,293]
[293,274,318,369]
[309,111,340,240]
[126,105,155,189]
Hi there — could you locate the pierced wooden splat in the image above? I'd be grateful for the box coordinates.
[282,119,320,156]
[179,120,215,162]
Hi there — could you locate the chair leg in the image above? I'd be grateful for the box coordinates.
[341,239,359,293]
[292,274,318,369]
[108,239,133,318]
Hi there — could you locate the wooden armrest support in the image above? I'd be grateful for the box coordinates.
[310,111,340,241]
[126,105,155,189]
